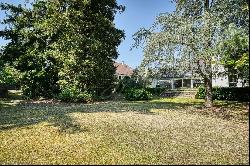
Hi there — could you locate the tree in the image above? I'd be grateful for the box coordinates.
[219,24,249,83]
[0,49,20,97]
[131,67,146,87]
[0,0,125,99]
[133,0,249,107]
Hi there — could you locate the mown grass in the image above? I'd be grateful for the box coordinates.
[0,94,249,165]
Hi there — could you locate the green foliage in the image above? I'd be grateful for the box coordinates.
[116,76,142,94]
[0,65,19,85]
[145,87,166,96]
[125,88,152,101]
[58,86,94,103]
[133,0,249,107]
[0,0,125,99]
[219,24,249,80]
[0,64,20,98]
[195,86,249,102]
[195,86,206,99]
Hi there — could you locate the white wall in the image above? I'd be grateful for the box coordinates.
[151,79,158,88]
[212,75,229,87]
[212,64,229,87]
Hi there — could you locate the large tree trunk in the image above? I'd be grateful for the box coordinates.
[203,0,213,108]
[204,75,213,108]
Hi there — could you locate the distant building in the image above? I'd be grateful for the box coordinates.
[151,64,247,89]
[151,71,202,89]
[114,61,133,80]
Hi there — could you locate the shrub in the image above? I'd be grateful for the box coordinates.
[0,66,20,98]
[58,87,94,103]
[116,76,143,94]
[195,86,249,101]
[125,88,152,101]
[76,92,94,103]
[145,87,166,96]
[195,86,206,99]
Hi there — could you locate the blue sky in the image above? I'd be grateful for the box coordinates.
[0,0,176,69]
[114,0,176,68]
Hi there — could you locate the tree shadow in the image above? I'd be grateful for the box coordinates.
[0,100,86,133]
[0,98,248,133]
[187,100,249,122]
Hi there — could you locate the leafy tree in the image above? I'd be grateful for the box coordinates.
[116,76,142,93]
[219,24,249,82]
[0,0,125,99]
[131,67,146,87]
[0,65,19,85]
[133,0,249,107]
[0,51,20,97]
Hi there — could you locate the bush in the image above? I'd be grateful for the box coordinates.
[125,88,152,101]
[116,76,142,94]
[58,87,94,103]
[195,86,249,101]
[195,86,206,99]
[145,87,166,96]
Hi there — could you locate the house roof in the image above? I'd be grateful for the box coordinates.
[114,62,133,76]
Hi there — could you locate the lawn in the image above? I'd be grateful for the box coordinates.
[0,94,249,165]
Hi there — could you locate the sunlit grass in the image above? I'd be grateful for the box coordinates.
[0,96,249,164]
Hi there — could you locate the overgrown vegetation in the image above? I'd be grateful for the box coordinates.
[145,87,166,96]
[57,87,94,103]
[115,76,142,94]
[0,65,20,97]
[0,0,124,99]
[195,86,249,102]
[115,76,168,101]
[124,88,152,101]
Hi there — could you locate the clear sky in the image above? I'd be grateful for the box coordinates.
[0,0,176,69]
[114,0,176,69]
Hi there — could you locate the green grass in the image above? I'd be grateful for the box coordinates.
[0,95,249,165]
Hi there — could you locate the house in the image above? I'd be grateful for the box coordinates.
[114,61,133,80]
[151,64,247,89]
[151,72,203,89]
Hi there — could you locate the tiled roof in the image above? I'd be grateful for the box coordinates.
[114,62,133,76]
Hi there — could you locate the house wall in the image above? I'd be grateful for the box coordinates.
[151,79,158,88]
[212,75,229,87]
[151,64,233,88]
[212,64,229,87]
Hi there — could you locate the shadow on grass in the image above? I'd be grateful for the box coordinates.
[0,96,248,133]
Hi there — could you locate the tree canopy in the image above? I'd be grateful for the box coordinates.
[0,0,125,99]
[133,0,249,107]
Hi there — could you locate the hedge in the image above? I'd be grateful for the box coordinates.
[145,87,166,96]
[195,86,249,102]
[57,87,94,103]
[125,88,153,101]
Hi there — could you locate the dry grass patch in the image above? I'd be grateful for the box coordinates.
[0,97,249,164]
